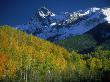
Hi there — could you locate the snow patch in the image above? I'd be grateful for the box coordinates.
[102,8,110,23]
[51,13,56,16]
[50,23,57,26]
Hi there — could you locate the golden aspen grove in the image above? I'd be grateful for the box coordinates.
[0,25,110,82]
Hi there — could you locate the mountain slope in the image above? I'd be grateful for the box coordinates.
[0,25,70,79]
[1,26,110,82]
[87,22,110,44]
[16,7,110,41]
[56,22,110,54]
[56,34,97,53]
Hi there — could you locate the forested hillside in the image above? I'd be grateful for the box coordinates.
[0,26,110,82]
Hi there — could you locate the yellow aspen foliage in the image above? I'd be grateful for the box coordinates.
[0,53,9,77]
[72,64,77,72]
[0,26,70,79]
[89,58,102,71]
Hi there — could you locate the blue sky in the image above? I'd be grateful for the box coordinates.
[0,0,110,25]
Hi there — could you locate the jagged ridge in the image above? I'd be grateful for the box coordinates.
[15,7,110,41]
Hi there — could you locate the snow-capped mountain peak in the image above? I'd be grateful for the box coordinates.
[16,7,110,41]
[37,7,55,18]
